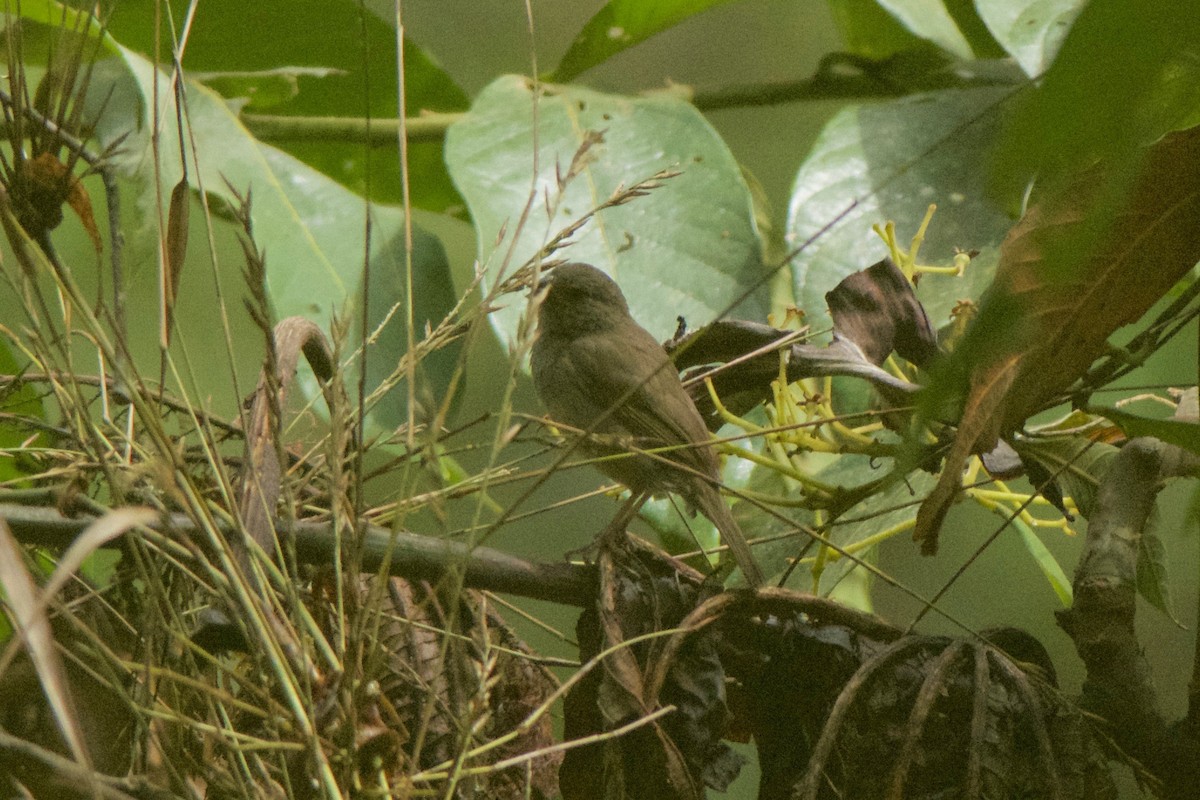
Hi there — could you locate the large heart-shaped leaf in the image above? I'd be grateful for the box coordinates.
[446,75,768,343]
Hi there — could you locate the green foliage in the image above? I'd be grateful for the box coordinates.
[992,0,1200,199]
[1010,516,1073,605]
[0,0,1192,608]
[81,42,459,429]
[1138,527,1178,622]
[1092,405,1200,457]
[1015,433,1119,520]
[0,341,45,483]
[103,0,468,211]
[974,0,1085,76]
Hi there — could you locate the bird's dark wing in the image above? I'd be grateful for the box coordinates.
[537,321,718,479]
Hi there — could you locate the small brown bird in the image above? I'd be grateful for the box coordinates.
[531,262,765,587]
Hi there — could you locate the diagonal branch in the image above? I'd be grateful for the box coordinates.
[0,502,596,607]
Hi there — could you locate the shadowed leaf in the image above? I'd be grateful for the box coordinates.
[915,353,1018,553]
[1137,530,1179,623]
[194,66,346,110]
[915,126,1200,553]
[1014,435,1119,519]
[553,0,737,82]
[81,47,459,432]
[1011,517,1072,606]
[974,0,1085,77]
[786,88,1014,340]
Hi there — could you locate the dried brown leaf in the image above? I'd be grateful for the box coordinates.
[999,126,1200,429]
[826,258,939,368]
[915,355,1018,553]
[0,519,94,777]
[20,153,100,251]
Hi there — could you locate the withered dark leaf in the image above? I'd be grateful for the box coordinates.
[1018,452,1072,520]
[825,258,940,368]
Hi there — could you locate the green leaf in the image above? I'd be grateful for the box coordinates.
[105,0,469,212]
[821,462,934,595]
[1090,406,1200,457]
[358,223,457,431]
[992,0,1200,198]
[639,496,720,568]
[974,0,1085,77]
[1137,528,1179,622]
[0,0,114,54]
[941,0,1006,58]
[445,75,769,344]
[1015,436,1119,519]
[85,46,459,430]
[786,87,1014,339]
[828,0,925,60]
[552,0,738,82]
[736,451,935,602]
[812,458,935,601]
[874,0,974,59]
[829,0,973,60]
[1010,517,1072,605]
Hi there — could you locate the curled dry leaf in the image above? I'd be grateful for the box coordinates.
[0,508,153,783]
[668,259,932,432]
[0,518,93,777]
[238,316,335,564]
[825,258,940,369]
[561,539,720,800]
[15,153,102,252]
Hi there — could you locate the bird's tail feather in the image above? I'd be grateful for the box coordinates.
[697,488,765,588]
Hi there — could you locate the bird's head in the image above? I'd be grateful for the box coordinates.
[534,262,631,336]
